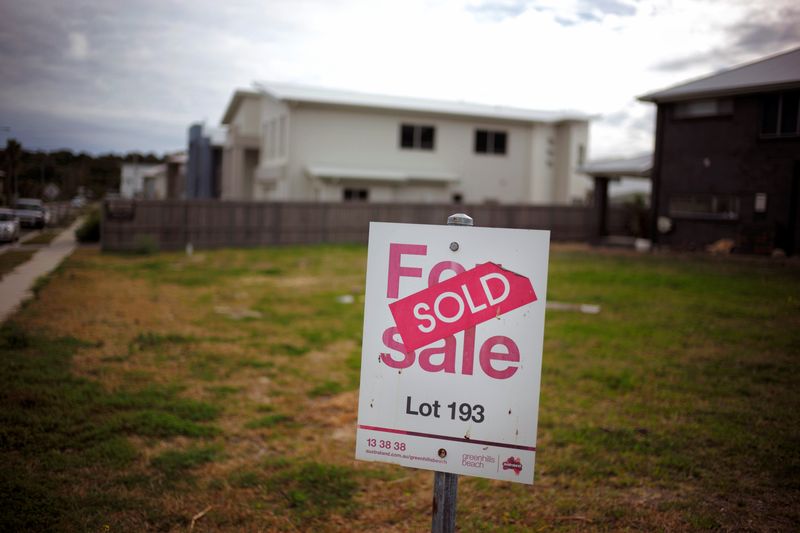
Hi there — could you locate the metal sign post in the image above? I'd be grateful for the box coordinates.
[432,470,458,533]
[430,213,473,533]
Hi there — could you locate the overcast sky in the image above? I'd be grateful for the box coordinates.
[1,0,798,159]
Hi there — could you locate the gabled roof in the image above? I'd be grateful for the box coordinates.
[639,47,800,103]
[254,81,591,124]
[221,90,261,124]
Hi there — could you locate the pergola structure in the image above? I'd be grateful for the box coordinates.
[579,154,652,242]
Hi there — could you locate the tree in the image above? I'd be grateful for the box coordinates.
[3,139,21,205]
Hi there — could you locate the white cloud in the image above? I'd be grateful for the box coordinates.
[1,0,798,154]
[67,31,89,60]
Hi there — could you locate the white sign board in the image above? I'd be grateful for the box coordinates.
[355,222,549,484]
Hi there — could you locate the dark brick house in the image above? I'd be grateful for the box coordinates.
[639,47,800,255]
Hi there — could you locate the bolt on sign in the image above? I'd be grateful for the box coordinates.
[355,222,549,484]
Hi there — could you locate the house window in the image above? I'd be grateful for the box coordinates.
[400,124,435,150]
[754,193,768,213]
[343,188,369,202]
[475,130,507,154]
[668,194,740,220]
[761,90,800,137]
[674,98,733,119]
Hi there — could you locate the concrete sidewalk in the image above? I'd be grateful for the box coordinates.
[0,217,85,323]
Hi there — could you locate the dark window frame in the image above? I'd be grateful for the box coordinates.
[668,194,740,220]
[760,90,800,138]
[399,124,436,150]
[474,129,508,155]
[343,187,369,202]
[673,98,734,120]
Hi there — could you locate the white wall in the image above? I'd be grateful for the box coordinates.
[555,121,590,204]
[527,123,556,204]
[236,94,592,205]
[120,163,160,198]
[222,95,264,200]
[567,121,591,203]
[278,105,535,204]
[231,96,262,137]
[311,181,452,203]
[143,173,166,199]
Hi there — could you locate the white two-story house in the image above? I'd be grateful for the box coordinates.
[219,82,591,205]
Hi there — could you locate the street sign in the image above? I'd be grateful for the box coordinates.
[355,222,550,484]
[43,183,60,201]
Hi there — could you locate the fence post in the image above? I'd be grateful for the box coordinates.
[430,211,473,533]
[273,203,282,245]
[184,201,190,251]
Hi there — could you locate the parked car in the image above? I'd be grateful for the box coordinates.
[0,208,21,242]
[14,198,47,229]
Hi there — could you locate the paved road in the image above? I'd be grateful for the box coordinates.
[0,217,84,323]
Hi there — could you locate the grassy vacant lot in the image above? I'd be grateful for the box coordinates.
[1,244,798,531]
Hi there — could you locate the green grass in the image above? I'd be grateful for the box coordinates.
[0,322,222,531]
[24,229,60,245]
[111,410,219,437]
[130,331,194,350]
[308,380,345,397]
[102,386,220,421]
[266,461,359,519]
[228,469,263,488]
[1,244,799,531]
[206,385,240,398]
[151,444,222,476]
[245,413,292,429]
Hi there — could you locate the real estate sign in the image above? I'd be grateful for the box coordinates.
[355,222,550,484]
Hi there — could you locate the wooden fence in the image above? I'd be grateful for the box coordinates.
[46,201,79,227]
[101,200,632,252]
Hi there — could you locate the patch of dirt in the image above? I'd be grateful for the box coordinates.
[25,254,198,341]
[244,375,274,404]
[268,275,324,289]
[304,339,358,383]
[235,275,270,287]
[306,389,358,430]
[214,305,262,320]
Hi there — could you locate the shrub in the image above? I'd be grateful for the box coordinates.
[75,209,101,243]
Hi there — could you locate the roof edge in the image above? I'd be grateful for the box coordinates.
[221,89,261,124]
[253,81,593,124]
[638,80,800,103]
[293,99,594,124]
[638,46,800,103]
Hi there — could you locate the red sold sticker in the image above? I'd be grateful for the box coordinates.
[389,262,537,351]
